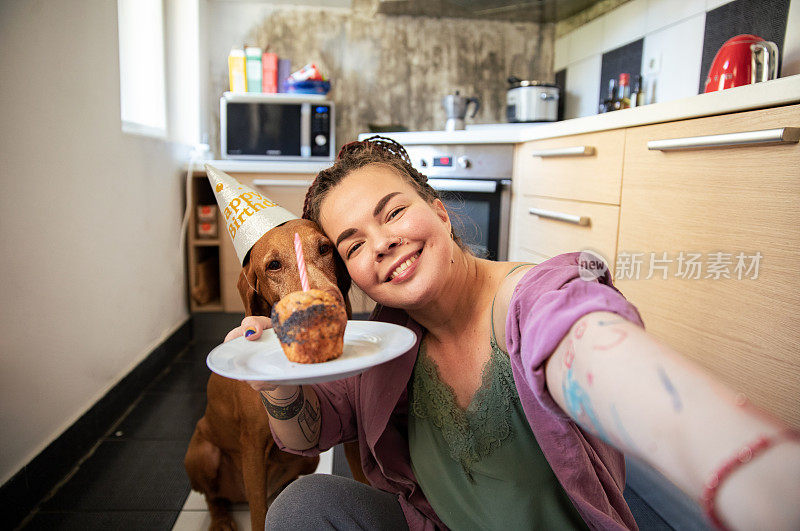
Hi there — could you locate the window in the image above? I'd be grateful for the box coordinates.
[117,0,167,137]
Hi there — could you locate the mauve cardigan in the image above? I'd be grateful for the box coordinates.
[273,253,643,530]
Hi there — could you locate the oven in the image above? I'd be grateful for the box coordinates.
[403,144,513,261]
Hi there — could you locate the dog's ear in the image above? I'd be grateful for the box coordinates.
[334,253,353,319]
[237,257,271,317]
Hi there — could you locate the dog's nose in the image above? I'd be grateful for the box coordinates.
[304,264,340,293]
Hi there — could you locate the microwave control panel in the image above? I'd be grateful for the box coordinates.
[311,105,332,157]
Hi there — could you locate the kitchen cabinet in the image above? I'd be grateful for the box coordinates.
[515,129,625,205]
[187,170,376,315]
[510,103,800,429]
[509,130,623,269]
[514,196,619,263]
[615,103,800,430]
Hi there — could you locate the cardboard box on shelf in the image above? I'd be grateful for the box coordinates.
[191,256,219,305]
[197,205,217,222]
[197,221,218,239]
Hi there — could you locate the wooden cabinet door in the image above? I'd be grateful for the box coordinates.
[513,196,619,269]
[515,129,625,205]
[616,103,800,429]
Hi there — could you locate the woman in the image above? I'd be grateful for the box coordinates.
[227,137,800,530]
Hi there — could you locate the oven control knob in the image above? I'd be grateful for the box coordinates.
[457,156,472,169]
[315,134,327,146]
[419,158,428,167]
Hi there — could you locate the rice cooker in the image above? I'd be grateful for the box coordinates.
[506,77,559,122]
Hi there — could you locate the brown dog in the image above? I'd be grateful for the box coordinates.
[184,219,366,531]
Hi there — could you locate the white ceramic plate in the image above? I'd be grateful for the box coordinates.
[206,320,417,384]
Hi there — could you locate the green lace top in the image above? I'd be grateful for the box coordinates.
[408,268,588,529]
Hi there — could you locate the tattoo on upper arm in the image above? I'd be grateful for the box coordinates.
[297,399,321,442]
[562,364,610,443]
[573,317,629,351]
[260,388,305,420]
[593,328,627,351]
[657,366,683,412]
[573,321,588,339]
[564,339,576,368]
[610,404,640,452]
[597,318,625,326]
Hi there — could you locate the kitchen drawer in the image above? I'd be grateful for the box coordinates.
[514,129,625,205]
[616,103,800,429]
[514,196,619,268]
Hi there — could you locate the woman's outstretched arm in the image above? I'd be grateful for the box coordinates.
[545,311,800,530]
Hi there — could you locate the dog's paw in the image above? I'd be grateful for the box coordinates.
[209,517,238,531]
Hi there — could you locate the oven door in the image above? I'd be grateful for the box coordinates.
[428,178,511,261]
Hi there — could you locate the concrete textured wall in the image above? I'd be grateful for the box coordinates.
[206,2,553,153]
[555,0,632,37]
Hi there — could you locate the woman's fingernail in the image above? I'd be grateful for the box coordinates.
[245,328,256,337]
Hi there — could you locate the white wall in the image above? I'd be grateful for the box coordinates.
[0,0,190,485]
[555,0,800,119]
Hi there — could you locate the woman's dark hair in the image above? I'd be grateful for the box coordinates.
[302,135,468,250]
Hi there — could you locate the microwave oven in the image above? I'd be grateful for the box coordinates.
[220,92,335,161]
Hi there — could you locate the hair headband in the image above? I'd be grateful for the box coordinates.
[336,135,412,165]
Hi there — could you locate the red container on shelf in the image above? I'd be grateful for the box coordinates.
[704,34,779,93]
[197,221,218,239]
[262,52,278,93]
[197,205,217,223]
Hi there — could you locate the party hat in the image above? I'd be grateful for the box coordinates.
[205,164,297,265]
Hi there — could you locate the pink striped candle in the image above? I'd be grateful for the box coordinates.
[294,232,310,292]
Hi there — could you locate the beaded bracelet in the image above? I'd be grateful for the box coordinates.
[701,430,798,530]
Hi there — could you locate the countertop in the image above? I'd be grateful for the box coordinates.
[359,74,800,145]
[187,75,799,175]
[186,160,331,174]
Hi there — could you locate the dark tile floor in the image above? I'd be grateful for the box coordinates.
[20,314,242,531]
[17,312,673,530]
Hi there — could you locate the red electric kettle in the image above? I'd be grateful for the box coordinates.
[704,34,779,93]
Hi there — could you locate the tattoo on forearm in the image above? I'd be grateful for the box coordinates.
[260,388,305,420]
[657,366,683,412]
[297,399,321,442]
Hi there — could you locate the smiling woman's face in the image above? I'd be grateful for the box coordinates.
[319,164,454,309]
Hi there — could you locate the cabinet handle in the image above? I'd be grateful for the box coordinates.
[252,179,315,187]
[647,127,800,151]
[530,146,595,157]
[529,207,590,226]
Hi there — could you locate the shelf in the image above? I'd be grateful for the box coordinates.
[191,301,224,312]
[193,238,220,246]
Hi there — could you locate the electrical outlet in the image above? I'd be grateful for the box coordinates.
[644,53,662,76]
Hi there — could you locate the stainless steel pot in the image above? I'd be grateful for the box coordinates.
[506,77,559,122]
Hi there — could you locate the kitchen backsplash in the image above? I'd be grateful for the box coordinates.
[205,1,554,152]
[555,0,799,119]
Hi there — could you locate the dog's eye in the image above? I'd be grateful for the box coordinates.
[319,243,331,255]
[267,260,281,271]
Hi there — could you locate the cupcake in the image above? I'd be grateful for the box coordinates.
[270,289,347,364]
